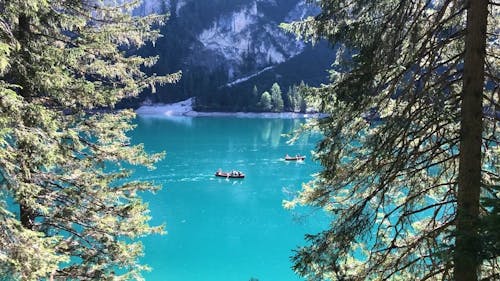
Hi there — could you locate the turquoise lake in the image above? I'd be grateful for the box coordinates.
[130,116,328,281]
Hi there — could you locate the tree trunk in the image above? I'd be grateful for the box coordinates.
[20,203,35,229]
[17,13,36,230]
[455,1,488,281]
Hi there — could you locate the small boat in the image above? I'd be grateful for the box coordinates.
[215,170,245,178]
[284,155,306,161]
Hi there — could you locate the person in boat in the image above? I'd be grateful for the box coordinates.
[228,171,241,176]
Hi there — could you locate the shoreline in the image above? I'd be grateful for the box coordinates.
[135,98,326,119]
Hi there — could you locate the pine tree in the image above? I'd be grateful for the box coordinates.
[259,91,272,112]
[297,81,308,113]
[288,84,300,112]
[252,85,259,99]
[251,85,260,111]
[284,86,293,112]
[270,82,284,112]
[283,0,498,280]
[0,0,180,279]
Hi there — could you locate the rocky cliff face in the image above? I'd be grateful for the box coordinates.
[194,0,308,82]
[129,0,330,105]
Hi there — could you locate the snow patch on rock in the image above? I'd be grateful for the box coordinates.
[136,98,195,116]
[136,98,326,119]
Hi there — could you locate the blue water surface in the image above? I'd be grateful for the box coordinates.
[129,116,328,281]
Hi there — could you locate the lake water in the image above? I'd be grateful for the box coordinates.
[130,116,328,281]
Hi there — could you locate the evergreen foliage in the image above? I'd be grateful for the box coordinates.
[480,184,500,261]
[270,83,284,112]
[283,86,293,111]
[259,91,272,111]
[283,0,499,280]
[252,85,260,106]
[0,0,179,279]
[130,1,334,109]
[193,80,310,113]
[285,81,308,113]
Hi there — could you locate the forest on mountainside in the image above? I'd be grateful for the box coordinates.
[120,0,334,111]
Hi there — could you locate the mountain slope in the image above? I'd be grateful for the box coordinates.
[125,0,331,110]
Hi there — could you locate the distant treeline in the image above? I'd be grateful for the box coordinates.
[129,0,304,106]
[120,0,335,110]
[193,81,309,112]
